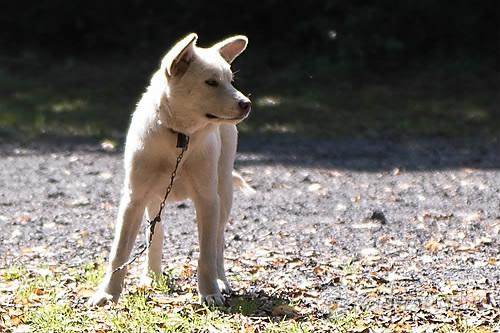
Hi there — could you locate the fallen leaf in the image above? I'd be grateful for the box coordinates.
[248,265,264,274]
[182,264,194,279]
[426,287,439,294]
[376,285,393,294]
[272,258,286,267]
[30,288,45,296]
[13,296,29,305]
[8,312,25,327]
[326,238,336,246]
[347,328,369,333]
[76,288,95,297]
[424,240,441,252]
[357,287,378,295]
[285,259,303,269]
[21,247,49,255]
[102,202,113,210]
[271,304,298,317]
[464,289,488,305]
[16,215,31,223]
[152,296,178,305]
[313,266,324,276]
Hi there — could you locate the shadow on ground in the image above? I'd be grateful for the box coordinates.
[236,134,499,171]
[1,134,498,171]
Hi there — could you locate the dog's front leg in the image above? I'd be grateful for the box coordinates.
[89,193,145,306]
[141,198,164,286]
[194,195,223,305]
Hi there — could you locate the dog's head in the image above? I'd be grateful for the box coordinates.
[159,33,251,133]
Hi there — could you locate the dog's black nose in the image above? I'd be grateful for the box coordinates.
[239,100,252,113]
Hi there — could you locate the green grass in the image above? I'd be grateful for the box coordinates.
[239,62,499,140]
[0,262,381,332]
[229,295,260,316]
[0,263,338,332]
[329,307,368,329]
[2,262,497,332]
[73,259,106,285]
[341,259,356,275]
[1,265,25,281]
[0,55,149,139]
[0,55,497,141]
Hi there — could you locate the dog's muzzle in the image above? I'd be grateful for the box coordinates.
[238,98,252,118]
[238,99,251,113]
[205,98,251,121]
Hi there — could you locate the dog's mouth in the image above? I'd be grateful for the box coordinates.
[205,113,246,121]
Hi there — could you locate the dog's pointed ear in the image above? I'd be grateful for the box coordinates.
[163,33,198,77]
[212,35,248,64]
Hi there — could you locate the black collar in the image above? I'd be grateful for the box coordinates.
[168,128,189,148]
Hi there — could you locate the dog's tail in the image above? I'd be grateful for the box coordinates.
[232,171,256,196]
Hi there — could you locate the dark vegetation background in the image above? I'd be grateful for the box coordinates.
[0,0,498,142]
[2,0,497,68]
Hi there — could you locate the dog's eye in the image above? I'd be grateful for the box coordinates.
[205,79,219,87]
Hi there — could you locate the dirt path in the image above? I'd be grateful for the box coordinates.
[1,136,499,325]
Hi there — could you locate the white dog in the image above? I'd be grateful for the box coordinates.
[90,33,253,306]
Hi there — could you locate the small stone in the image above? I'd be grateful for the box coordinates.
[370,210,387,224]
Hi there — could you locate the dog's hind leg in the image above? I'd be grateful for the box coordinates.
[194,193,223,305]
[216,174,233,295]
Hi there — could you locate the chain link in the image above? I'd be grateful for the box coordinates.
[112,135,189,274]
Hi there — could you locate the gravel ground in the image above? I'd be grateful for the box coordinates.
[1,136,499,319]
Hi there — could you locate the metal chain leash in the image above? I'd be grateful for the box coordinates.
[112,133,190,274]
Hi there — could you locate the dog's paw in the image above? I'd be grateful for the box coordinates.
[88,290,116,307]
[200,292,225,306]
[218,279,233,295]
